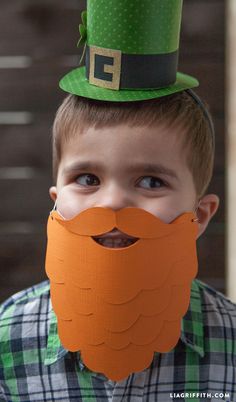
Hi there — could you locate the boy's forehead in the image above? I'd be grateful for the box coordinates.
[64,122,185,152]
[60,123,188,174]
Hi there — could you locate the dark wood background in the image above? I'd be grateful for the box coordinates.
[0,0,225,302]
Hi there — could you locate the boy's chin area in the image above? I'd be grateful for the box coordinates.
[92,228,139,249]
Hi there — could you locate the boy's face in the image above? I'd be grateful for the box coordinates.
[50,122,218,238]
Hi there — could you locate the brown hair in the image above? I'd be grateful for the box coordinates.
[52,92,214,198]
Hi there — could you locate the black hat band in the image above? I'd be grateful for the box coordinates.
[86,46,179,90]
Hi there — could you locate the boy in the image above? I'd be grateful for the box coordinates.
[1,0,235,401]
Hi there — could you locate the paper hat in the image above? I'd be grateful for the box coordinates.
[60,0,199,102]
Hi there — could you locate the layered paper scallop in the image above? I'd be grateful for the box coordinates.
[45,207,198,381]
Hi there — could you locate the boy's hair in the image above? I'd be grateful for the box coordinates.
[52,92,214,198]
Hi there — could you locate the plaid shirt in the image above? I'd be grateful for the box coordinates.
[0,279,235,402]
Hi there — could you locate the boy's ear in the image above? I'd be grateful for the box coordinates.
[49,186,57,202]
[196,194,220,239]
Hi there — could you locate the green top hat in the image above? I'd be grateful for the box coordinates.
[60,0,199,102]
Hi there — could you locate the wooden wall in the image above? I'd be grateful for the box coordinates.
[180,0,225,292]
[0,0,225,302]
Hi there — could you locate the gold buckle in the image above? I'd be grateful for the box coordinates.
[89,46,122,90]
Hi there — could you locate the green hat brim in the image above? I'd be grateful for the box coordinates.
[59,66,199,102]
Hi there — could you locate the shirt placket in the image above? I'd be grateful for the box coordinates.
[111,371,148,402]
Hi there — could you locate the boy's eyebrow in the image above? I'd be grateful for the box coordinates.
[62,161,179,180]
[62,162,104,175]
[129,163,179,180]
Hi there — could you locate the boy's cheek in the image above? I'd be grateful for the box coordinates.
[55,188,92,220]
[141,199,195,224]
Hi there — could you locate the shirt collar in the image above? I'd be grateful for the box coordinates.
[44,301,68,365]
[180,279,205,357]
[44,279,204,367]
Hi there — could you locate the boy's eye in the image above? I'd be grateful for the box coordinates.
[137,176,165,189]
[76,174,100,187]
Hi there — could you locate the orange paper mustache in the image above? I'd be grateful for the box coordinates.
[45,207,198,381]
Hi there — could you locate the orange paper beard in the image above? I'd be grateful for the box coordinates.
[45,207,198,381]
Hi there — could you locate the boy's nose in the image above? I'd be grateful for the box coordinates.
[96,184,134,211]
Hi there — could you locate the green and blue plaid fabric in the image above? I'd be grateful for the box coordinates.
[0,279,235,402]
